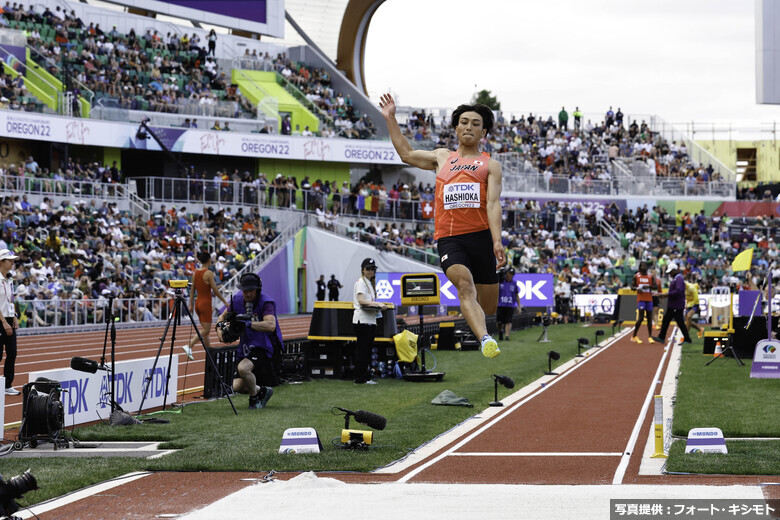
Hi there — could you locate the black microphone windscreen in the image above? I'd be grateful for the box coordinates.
[495,375,515,389]
[71,356,99,374]
[354,410,386,430]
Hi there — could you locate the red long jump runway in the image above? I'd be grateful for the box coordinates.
[12,327,780,519]
[3,315,312,427]
[397,328,666,485]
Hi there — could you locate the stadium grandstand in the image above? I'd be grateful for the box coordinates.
[0,0,769,334]
[3,0,780,518]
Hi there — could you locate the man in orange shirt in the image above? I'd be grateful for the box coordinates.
[380,93,505,358]
[631,261,658,343]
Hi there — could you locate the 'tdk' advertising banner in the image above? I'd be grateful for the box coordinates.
[28,356,179,427]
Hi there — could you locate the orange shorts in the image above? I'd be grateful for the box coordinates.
[195,299,213,323]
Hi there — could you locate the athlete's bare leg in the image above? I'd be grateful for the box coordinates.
[187,322,212,349]
[447,264,490,339]
[475,283,499,315]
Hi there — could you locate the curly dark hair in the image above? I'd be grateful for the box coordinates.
[451,104,495,135]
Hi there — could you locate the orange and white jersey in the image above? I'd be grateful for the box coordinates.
[434,150,490,240]
[634,273,654,302]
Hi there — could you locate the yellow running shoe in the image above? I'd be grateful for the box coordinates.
[697,329,703,339]
[647,337,655,344]
[481,335,500,358]
[631,336,643,344]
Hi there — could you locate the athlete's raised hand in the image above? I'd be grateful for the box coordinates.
[379,93,396,119]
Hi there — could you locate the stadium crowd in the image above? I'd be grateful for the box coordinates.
[0,68,47,113]
[407,106,722,193]
[0,145,772,328]
[0,186,279,327]
[237,49,377,139]
[1,3,377,138]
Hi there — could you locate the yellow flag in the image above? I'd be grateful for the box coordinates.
[731,248,754,272]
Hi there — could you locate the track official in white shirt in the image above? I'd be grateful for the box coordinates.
[0,249,20,395]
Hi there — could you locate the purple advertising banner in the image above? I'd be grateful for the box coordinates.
[158,0,267,24]
[374,272,555,308]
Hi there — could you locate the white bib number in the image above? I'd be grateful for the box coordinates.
[443,182,480,210]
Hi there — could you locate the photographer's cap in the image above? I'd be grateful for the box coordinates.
[237,272,262,291]
[506,267,516,274]
[361,258,376,269]
[666,261,679,274]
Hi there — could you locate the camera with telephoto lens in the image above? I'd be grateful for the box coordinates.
[0,470,38,517]
[216,311,253,344]
[534,312,560,327]
[534,314,552,327]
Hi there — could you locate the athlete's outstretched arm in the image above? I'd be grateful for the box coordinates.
[380,93,438,170]
[487,159,506,269]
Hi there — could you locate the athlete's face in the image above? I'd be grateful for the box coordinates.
[455,111,486,144]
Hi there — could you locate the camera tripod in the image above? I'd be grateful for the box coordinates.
[137,286,237,415]
[100,294,118,413]
[705,334,744,367]
[537,321,552,342]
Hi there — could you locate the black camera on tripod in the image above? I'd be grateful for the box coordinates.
[534,314,555,327]
[0,470,38,518]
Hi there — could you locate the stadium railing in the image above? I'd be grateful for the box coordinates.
[1,174,151,219]
[274,71,334,128]
[216,211,306,311]
[2,174,124,200]
[16,296,172,334]
[233,68,281,128]
[90,104,270,133]
[650,115,736,182]
[0,42,62,114]
[500,170,735,198]
[136,176,441,223]
[315,215,439,267]
[26,41,95,115]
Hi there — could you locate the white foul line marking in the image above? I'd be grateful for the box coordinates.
[16,472,151,520]
[396,327,633,483]
[611,329,674,484]
[452,452,623,457]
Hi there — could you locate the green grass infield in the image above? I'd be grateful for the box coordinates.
[668,335,780,474]
[5,323,594,506]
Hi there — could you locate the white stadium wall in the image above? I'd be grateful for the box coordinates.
[303,227,440,313]
[757,0,780,104]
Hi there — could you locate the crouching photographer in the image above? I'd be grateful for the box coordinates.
[217,272,283,410]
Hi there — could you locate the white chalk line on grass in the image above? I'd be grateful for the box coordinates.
[394,327,633,483]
